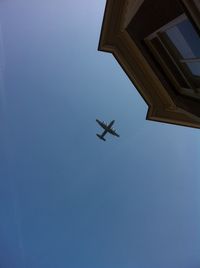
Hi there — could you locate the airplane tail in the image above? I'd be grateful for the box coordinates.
[96,134,106,141]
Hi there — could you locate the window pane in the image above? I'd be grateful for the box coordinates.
[178,19,200,58]
[166,25,194,58]
[187,62,200,76]
[165,19,200,59]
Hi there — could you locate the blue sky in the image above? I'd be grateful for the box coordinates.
[0,1,200,268]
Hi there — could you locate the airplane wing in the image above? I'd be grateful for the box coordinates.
[101,129,108,138]
[96,119,120,139]
[96,119,107,129]
[108,128,120,137]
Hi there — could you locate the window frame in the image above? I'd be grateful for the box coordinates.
[145,13,200,99]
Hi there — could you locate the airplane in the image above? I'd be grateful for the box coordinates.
[96,119,120,141]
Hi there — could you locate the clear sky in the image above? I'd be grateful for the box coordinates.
[0,1,200,268]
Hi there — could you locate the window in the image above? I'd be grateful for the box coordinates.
[145,14,200,98]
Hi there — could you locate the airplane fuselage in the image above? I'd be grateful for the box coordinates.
[96,119,119,141]
[102,120,115,131]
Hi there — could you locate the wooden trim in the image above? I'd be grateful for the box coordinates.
[145,38,184,92]
[122,0,144,29]
[180,58,200,63]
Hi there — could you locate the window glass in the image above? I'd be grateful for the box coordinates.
[166,25,194,58]
[165,19,200,59]
[187,62,200,76]
[178,19,200,57]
